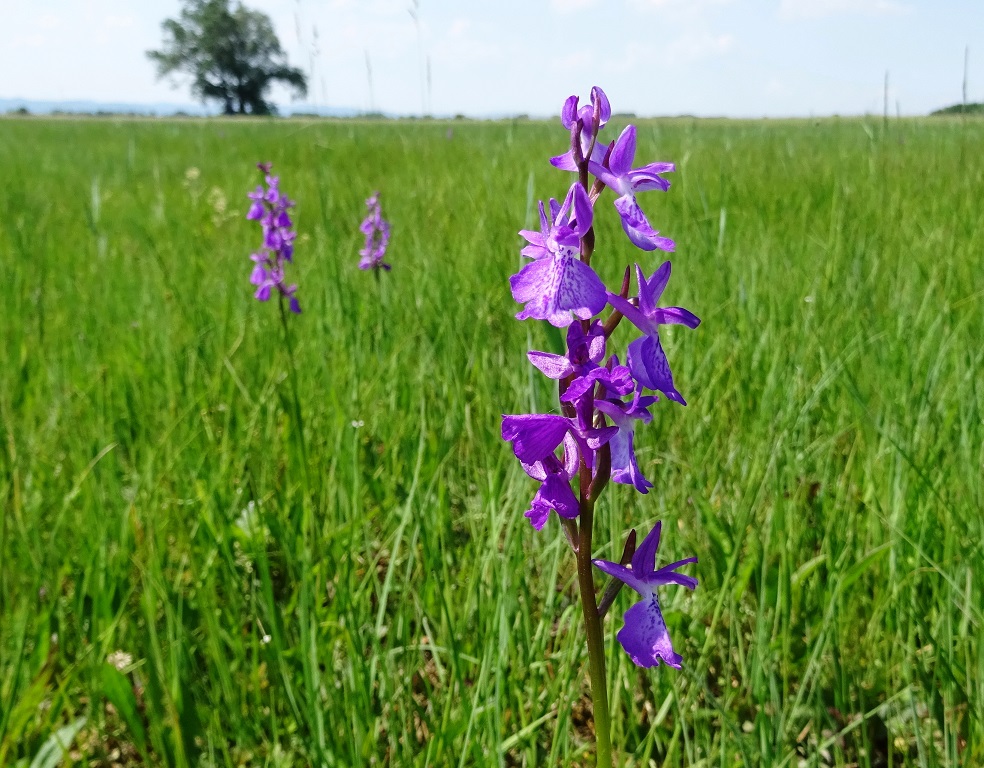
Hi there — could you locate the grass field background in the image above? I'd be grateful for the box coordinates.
[1,115,982,766]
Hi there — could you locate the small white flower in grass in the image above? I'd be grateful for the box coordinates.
[107,650,133,671]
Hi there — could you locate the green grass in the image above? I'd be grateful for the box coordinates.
[1,114,982,767]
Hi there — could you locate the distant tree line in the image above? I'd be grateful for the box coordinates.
[930,102,984,116]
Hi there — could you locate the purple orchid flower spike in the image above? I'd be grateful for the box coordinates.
[499,84,704,762]
[609,262,700,405]
[246,162,301,313]
[359,191,392,271]
[588,125,675,252]
[593,522,697,668]
[551,86,612,171]
[510,182,606,327]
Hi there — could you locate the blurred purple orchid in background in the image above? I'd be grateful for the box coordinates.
[247,162,300,314]
[359,191,391,271]
[593,522,698,668]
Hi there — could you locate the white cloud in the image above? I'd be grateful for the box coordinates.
[603,41,651,74]
[431,18,499,63]
[550,50,594,74]
[37,13,62,30]
[779,0,911,20]
[550,0,600,12]
[13,33,47,49]
[104,14,135,29]
[628,0,733,11]
[665,33,735,63]
[766,76,786,95]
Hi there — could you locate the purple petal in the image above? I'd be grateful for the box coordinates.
[527,350,573,379]
[585,324,607,363]
[524,466,579,529]
[631,521,662,575]
[625,168,672,195]
[550,151,578,172]
[560,368,605,404]
[539,474,579,519]
[592,559,649,595]
[249,265,267,286]
[501,414,570,463]
[652,306,701,329]
[651,557,700,590]
[637,262,671,314]
[616,597,683,669]
[520,243,549,260]
[608,125,637,178]
[525,458,547,483]
[561,94,579,129]
[519,229,547,248]
[627,336,686,405]
[602,364,635,397]
[613,196,675,252]
[590,86,611,126]
[588,161,620,192]
[510,254,607,328]
[548,198,562,226]
[606,292,654,337]
[562,432,580,478]
[608,425,653,494]
[582,424,618,451]
[627,162,674,193]
[524,499,551,530]
[570,182,593,234]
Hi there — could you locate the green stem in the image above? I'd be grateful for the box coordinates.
[575,494,613,768]
[278,296,310,490]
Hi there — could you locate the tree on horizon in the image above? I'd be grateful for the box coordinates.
[148,0,307,116]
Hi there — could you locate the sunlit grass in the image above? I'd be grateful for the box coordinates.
[1,115,982,766]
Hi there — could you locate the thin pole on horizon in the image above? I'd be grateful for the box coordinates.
[311,25,320,115]
[293,0,320,116]
[366,50,375,114]
[409,0,426,117]
[883,70,889,132]
[963,45,969,115]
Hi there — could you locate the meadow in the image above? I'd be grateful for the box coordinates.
[0,114,981,767]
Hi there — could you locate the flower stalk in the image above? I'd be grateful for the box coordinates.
[500,86,700,765]
[576,495,614,767]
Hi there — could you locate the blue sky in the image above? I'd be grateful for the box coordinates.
[2,0,981,117]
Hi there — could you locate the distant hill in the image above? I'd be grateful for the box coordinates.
[930,102,984,116]
[0,97,361,118]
